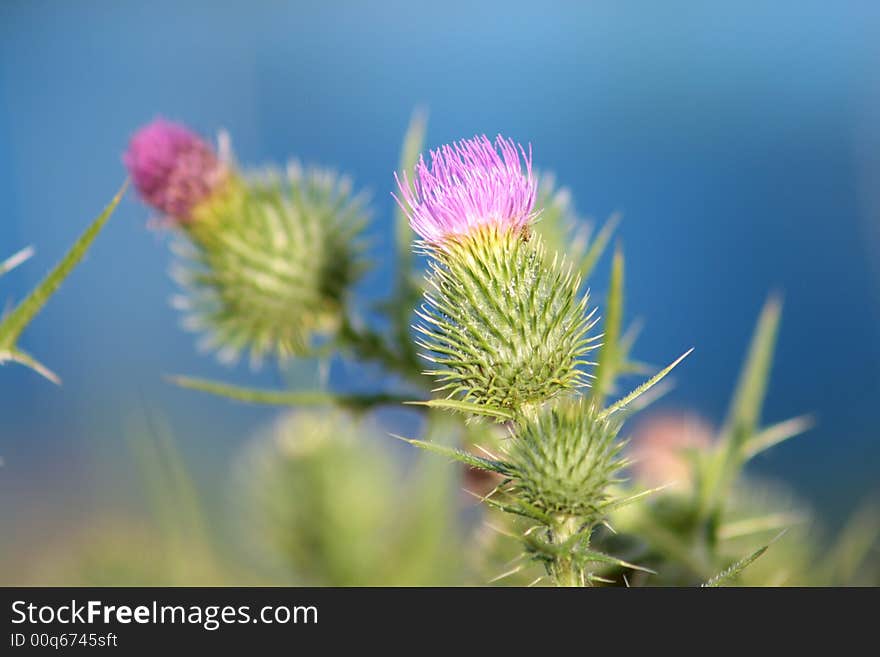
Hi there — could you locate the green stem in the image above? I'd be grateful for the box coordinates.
[550,515,586,587]
[338,315,424,387]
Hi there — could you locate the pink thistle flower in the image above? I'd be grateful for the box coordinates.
[123,119,228,221]
[394,134,537,244]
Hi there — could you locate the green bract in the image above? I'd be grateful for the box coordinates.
[173,165,368,365]
[415,226,600,418]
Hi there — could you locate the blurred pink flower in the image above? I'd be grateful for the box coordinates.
[123,118,228,221]
[629,413,714,490]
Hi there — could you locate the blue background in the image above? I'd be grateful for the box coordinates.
[1,1,878,553]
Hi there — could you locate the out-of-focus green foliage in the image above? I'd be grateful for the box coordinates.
[234,408,467,586]
[599,297,880,586]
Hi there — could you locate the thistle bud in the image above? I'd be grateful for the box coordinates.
[504,396,628,520]
[125,120,368,364]
[396,135,598,416]
[123,119,231,223]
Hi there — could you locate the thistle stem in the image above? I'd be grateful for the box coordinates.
[550,515,587,587]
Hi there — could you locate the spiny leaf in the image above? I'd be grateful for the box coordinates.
[598,348,693,420]
[702,532,785,587]
[170,375,413,410]
[700,296,783,518]
[0,183,124,381]
[721,295,782,447]
[391,434,510,474]
[404,398,515,420]
[591,245,624,407]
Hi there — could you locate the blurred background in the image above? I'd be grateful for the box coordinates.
[1,1,878,584]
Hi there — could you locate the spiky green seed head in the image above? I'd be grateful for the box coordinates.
[415,226,599,417]
[503,396,629,520]
[172,163,369,365]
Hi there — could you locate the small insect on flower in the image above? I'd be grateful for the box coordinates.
[123,118,230,223]
[394,134,537,245]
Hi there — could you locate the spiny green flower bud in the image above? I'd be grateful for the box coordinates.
[416,226,599,416]
[504,396,628,520]
[125,120,368,365]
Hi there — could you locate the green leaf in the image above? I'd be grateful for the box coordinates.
[391,434,510,474]
[701,533,783,587]
[0,183,124,381]
[700,296,783,518]
[389,108,429,372]
[404,398,515,420]
[820,502,880,585]
[576,212,620,282]
[718,512,807,541]
[591,245,624,407]
[169,375,413,411]
[742,414,813,461]
[721,295,782,448]
[598,348,693,420]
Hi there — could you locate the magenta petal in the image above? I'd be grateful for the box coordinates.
[394,134,536,244]
[123,118,226,220]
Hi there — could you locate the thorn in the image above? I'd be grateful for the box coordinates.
[485,523,516,539]
[489,565,523,583]
[474,444,501,460]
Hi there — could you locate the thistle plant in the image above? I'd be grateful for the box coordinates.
[107,116,878,588]
[125,119,368,365]
[395,134,690,585]
[395,135,601,418]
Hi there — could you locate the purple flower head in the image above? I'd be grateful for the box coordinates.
[394,134,536,244]
[123,119,228,221]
